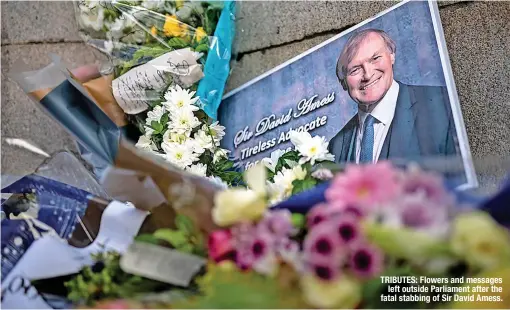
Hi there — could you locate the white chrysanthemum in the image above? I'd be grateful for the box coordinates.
[140,0,166,11]
[135,135,157,151]
[186,163,208,177]
[105,17,126,41]
[268,166,306,205]
[163,85,200,114]
[261,149,287,172]
[145,105,166,125]
[202,121,225,146]
[194,129,215,151]
[161,142,199,169]
[163,130,204,155]
[144,126,155,138]
[168,109,201,135]
[289,131,335,165]
[213,148,230,163]
[79,2,104,31]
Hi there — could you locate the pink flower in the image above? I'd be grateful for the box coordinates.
[304,222,345,264]
[332,215,362,245]
[325,162,402,207]
[397,194,450,238]
[306,202,343,228]
[310,259,341,281]
[349,243,384,278]
[208,229,235,263]
[258,209,296,237]
[235,231,276,273]
[402,167,454,206]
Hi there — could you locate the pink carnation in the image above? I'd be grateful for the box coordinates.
[325,162,402,208]
[208,229,235,263]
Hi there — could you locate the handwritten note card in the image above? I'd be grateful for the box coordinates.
[112,48,204,114]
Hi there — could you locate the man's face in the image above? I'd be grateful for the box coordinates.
[344,33,395,106]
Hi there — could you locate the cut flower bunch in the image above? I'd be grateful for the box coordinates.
[202,161,510,309]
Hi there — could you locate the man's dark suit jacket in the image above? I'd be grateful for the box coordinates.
[328,81,459,165]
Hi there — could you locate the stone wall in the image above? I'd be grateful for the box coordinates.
[2,1,509,187]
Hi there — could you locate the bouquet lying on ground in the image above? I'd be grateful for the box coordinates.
[52,131,509,309]
[72,0,238,184]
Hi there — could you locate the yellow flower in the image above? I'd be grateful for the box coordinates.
[449,267,510,309]
[451,212,510,271]
[175,0,184,9]
[163,15,188,37]
[212,163,268,227]
[194,26,207,42]
[150,25,157,36]
[300,274,361,309]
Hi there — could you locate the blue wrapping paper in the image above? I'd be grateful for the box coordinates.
[1,176,92,279]
[197,0,236,120]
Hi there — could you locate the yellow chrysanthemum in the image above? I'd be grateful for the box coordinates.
[195,26,207,42]
[163,14,188,37]
[175,0,184,9]
[150,25,157,36]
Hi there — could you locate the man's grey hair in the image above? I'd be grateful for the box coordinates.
[336,29,396,90]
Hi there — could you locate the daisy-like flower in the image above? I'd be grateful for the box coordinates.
[306,202,343,228]
[237,231,278,276]
[289,131,335,165]
[202,121,226,146]
[186,163,208,177]
[258,209,296,238]
[333,215,362,245]
[402,165,455,206]
[194,129,215,151]
[163,84,199,113]
[163,129,187,144]
[309,259,341,281]
[303,222,344,263]
[135,135,156,151]
[213,148,230,163]
[268,165,307,205]
[261,149,287,173]
[349,243,384,278]
[161,142,198,169]
[144,126,155,138]
[145,105,166,125]
[325,162,402,208]
[168,109,201,135]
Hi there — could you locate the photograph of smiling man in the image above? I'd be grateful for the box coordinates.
[218,0,476,188]
[328,29,457,164]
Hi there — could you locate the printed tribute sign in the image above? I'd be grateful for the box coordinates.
[218,0,477,188]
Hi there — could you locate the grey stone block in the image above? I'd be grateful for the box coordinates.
[1,43,106,176]
[234,1,398,54]
[233,1,463,55]
[1,1,81,45]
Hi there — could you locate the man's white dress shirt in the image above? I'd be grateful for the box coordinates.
[355,80,400,164]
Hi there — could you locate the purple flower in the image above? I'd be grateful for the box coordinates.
[235,231,275,271]
[258,209,296,237]
[349,243,383,278]
[333,216,361,245]
[304,222,344,263]
[402,167,455,206]
[307,203,343,228]
[311,262,340,281]
[397,194,450,238]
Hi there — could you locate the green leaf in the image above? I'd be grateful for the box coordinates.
[177,243,194,254]
[291,177,317,195]
[160,113,169,125]
[167,37,189,49]
[175,214,195,235]
[194,43,209,53]
[151,120,164,133]
[291,213,305,229]
[134,234,160,245]
[153,229,188,248]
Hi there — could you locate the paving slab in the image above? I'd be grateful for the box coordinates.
[1,1,81,45]
[1,43,106,177]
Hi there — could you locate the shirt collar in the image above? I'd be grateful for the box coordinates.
[358,80,399,126]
